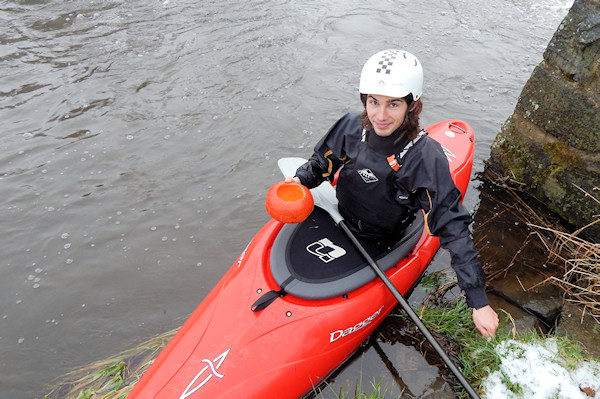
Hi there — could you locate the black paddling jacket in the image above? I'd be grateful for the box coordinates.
[295,113,487,309]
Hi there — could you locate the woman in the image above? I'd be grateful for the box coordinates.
[287,49,499,337]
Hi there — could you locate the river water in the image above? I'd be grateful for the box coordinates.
[1,0,573,397]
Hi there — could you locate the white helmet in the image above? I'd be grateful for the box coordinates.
[359,49,423,101]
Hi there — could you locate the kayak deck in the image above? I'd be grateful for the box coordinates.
[270,207,425,299]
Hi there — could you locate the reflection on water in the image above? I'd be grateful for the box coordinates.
[307,321,457,398]
[0,0,572,397]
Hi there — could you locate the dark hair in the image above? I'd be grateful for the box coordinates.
[359,93,423,141]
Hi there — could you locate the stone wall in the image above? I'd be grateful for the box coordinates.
[487,0,600,240]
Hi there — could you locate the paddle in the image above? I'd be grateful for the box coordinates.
[277,158,481,399]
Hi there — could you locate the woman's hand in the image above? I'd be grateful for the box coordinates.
[472,305,499,338]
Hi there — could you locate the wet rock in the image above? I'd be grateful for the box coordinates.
[486,292,546,334]
[487,0,600,240]
[554,302,600,357]
[487,268,564,328]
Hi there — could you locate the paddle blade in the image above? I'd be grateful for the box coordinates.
[277,157,307,179]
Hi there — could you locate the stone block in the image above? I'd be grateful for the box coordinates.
[515,63,600,152]
[487,0,600,239]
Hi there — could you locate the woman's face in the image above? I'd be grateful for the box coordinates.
[365,94,409,137]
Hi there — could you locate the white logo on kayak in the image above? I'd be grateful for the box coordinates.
[306,238,346,263]
[357,168,379,183]
[329,306,384,342]
[180,348,230,398]
[442,146,456,162]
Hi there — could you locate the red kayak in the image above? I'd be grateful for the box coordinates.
[129,120,475,398]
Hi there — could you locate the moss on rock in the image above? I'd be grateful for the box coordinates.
[487,0,600,240]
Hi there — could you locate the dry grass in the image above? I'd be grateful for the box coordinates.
[44,328,177,399]
[494,182,600,324]
[526,185,599,323]
[529,222,600,323]
[462,174,600,325]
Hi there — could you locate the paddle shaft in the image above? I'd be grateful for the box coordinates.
[276,158,479,397]
[338,220,481,399]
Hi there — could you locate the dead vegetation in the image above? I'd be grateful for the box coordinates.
[530,222,600,323]
[481,179,600,324]
[44,328,177,399]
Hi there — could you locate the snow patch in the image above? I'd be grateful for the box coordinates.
[482,339,600,398]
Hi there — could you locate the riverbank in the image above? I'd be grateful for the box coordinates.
[43,181,600,398]
[43,301,600,399]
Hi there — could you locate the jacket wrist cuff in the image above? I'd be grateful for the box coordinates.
[295,175,307,187]
[464,287,488,309]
